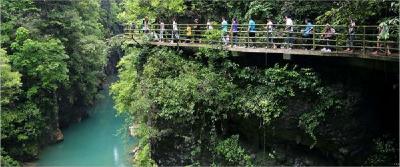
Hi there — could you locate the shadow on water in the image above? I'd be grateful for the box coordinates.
[35,76,136,167]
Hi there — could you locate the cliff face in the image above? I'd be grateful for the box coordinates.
[140,50,399,166]
[228,54,399,165]
[105,44,124,75]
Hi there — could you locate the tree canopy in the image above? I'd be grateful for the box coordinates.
[1,0,121,164]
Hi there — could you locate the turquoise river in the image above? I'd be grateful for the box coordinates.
[35,86,135,166]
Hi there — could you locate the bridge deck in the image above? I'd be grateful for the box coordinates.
[123,22,399,62]
[143,41,399,62]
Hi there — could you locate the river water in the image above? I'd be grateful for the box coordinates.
[35,87,135,167]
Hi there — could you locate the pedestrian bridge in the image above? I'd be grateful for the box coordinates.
[123,24,399,62]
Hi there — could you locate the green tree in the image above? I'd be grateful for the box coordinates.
[0,49,22,106]
[111,46,346,165]
[67,35,107,105]
[0,0,117,164]
[11,27,69,98]
[111,47,237,165]
[34,0,108,107]
[0,0,38,47]
[1,102,44,161]
[1,51,45,161]
[1,148,21,167]
[100,0,123,37]
[215,135,252,166]
[316,0,397,25]
[118,0,185,24]
[365,136,399,166]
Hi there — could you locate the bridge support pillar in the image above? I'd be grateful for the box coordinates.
[283,54,292,60]
[232,51,238,57]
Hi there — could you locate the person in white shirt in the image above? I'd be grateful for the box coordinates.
[159,19,165,42]
[285,15,294,49]
[171,17,179,43]
[265,18,276,49]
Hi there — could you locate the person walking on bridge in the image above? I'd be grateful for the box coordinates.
[231,17,239,47]
[321,24,335,52]
[248,16,256,48]
[159,19,165,42]
[265,18,276,49]
[372,22,391,55]
[302,18,313,50]
[193,18,201,43]
[284,15,294,49]
[171,17,179,43]
[221,17,229,45]
[142,17,149,34]
[185,24,193,43]
[345,17,356,52]
[130,22,135,33]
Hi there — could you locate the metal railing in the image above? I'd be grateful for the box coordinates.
[124,23,399,56]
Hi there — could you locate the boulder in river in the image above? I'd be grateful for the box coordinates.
[129,124,139,137]
[54,128,64,142]
[130,146,140,156]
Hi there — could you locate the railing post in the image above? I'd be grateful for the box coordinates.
[177,24,180,43]
[129,24,134,39]
[246,25,250,47]
[230,31,233,47]
[266,29,269,48]
[128,25,131,38]
[363,26,366,56]
[312,27,316,50]
[171,24,174,43]
[384,40,387,56]
[335,26,338,53]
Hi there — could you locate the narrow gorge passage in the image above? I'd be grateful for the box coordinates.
[35,84,135,167]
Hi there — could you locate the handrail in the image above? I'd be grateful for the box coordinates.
[124,23,399,56]
[125,23,398,27]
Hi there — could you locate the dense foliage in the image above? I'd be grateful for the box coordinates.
[114,2,398,165]
[1,0,121,164]
[0,49,21,105]
[1,0,398,166]
[316,0,399,25]
[118,0,185,24]
[110,45,379,165]
[215,135,252,166]
[119,0,398,27]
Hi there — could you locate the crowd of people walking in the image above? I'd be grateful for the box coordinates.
[132,15,394,55]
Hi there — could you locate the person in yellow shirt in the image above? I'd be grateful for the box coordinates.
[186,24,192,43]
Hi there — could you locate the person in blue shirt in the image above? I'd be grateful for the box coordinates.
[302,18,314,49]
[302,19,313,37]
[248,17,256,47]
[221,17,229,45]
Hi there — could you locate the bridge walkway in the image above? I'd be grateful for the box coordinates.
[123,23,399,62]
